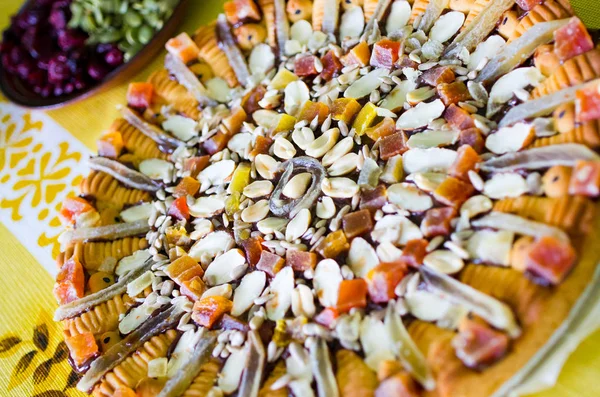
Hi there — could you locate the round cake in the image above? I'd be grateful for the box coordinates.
[52,0,600,396]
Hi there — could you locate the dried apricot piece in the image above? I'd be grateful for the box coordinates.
[224,0,262,25]
[223,107,248,135]
[184,156,210,178]
[180,276,207,301]
[315,230,350,258]
[554,17,594,62]
[448,145,480,181]
[256,250,285,277]
[433,177,474,208]
[379,131,409,160]
[453,317,509,369]
[297,101,330,124]
[59,197,95,227]
[192,296,234,329]
[366,262,408,303]
[242,85,267,114]
[127,82,154,109]
[241,236,264,266]
[341,41,371,67]
[458,127,485,153]
[174,176,201,198]
[97,130,124,159]
[166,32,200,64]
[526,236,576,285]
[437,81,470,106]
[422,66,455,86]
[569,160,600,197]
[365,117,396,141]
[249,135,273,158]
[54,258,85,305]
[400,239,429,268]
[370,39,401,69]
[286,249,317,272]
[421,207,457,238]
[65,332,99,367]
[321,50,343,81]
[165,255,205,285]
[331,98,362,124]
[342,209,374,238]
[444,104,475,131]
[336,279,368,313]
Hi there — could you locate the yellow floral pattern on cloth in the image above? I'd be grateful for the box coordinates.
[0,102,89,277]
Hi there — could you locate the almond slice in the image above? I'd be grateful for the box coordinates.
[266,266,294,320]
[485,122,534,154]
[204,248,247,286]
[347,237,380,278]
[397,100,445,130]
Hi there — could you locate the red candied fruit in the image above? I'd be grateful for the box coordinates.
[59,196,94,226]
[421,207,457,238]
[168,196,190,221]
[515,0,543,11]
[400,239,429,268]
[453,317,509,369]
[224,0,262,25]
[554,17,594,62]
[569,160,600,197]
[286,249,317,272]
[127,82,154,109]
[256,250,285,277]
[336,279,368,313]
[366,261,408,303]
[360,185,388,212]
[445,104,475,131]
[526,236,576,285]
[321,50,343,81]
[422,66,455,86]
[575,82,600,124]
[295,54,320,76]
[379,132,409,160]
[370,39,401,69]
[314,307,339,329]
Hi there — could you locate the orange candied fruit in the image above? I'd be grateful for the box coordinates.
[448,145,481,181]
[165,255,205,285]
[184,155,210,178]
[433,176,475,208]
[569,160,600,197]
[366,261,408,303]
[54,258,85,305]
[65,332,99,367]
[379,131,409,160]
[174,176,201,198]
[400,239,428,268]
[126,82,154,109]
[59,196,95,226]
[168,196,190,221]
[249,135,273,158]
[192,296,234,329]
[286,249,317,272]
[166,32,200,64]
[331,98,362,124]
[256,250,285,277]
[241,236,264,266]
[437,81,470,106]
[365,117,396,141]
[224,0,262,25]
[370,39,401,70]
[321,50,343,81]
[422,66,455,86]
[223,107,248,135]
[97,130,124,159]
[316,230,350,259]
[342,209,374,239]
[180,276,207,301]
[341,41,371,67]
[526,236,576,285]
[336,279,368,313]
[297,100,330,124]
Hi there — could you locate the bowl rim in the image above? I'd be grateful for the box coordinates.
[0,0,188,110]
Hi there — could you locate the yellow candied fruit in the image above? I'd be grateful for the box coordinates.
[316,230,350,258]
[225,192,241,216]
[88,272,115,293]
[331,98,362,124]
[270,69,299,90]
[230,163,252,194]
[275,113,297,133]
[273,319,291,347]
[352,103,379,136]
[166,224,190,246]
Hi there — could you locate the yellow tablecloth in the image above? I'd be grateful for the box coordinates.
[0,1,599,396]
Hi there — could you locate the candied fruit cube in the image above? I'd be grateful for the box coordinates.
[575,82,600,124]
[453,317,509,369]
[370,39,401,69]
[398,55,419,69]
[353,102,378,136]
[230,162,252,194]
[65,332,99,367]
[444,104,475,131]
[360,185,388,212]
[554,17,594,62]
[168,196,190,221]
[174,176,201,198]
[166,32,200,64]
[321,50,343,81]
[365,117,396,141]
[184,156,210,178]
[298,101,330,124]
[336,279,368,313]
[286,249,317,272]
[448,145,481,181]
[421,207,457,238]
[270,70,299,91]
[400,239,429,267]
[223,107,247,135]
[366,261,408,303]
[433,177,474,208]
[526,236,577,285]
[165,224,190,246]
[256,250,285,277]
[60,197,95,227]
[438,81,470,106]
[127,82,154,109]
[314,307,339,329]
[54,258,85,305]
[379,132,409,160]
[241,236,264,266]
[375,371,421,397]
[242,85,267,114]
[341,41,371,67]
[203,127,230,155]
[316,230,350,258]
[569,160,600,197]
[422,66,455,86]
[458,127,485,153]
[180,276,207,301]
[342,209,374,238]
[295,54,320,76]
[192,296,234,329]
[165,255,204,284]
[331,98,362,124]
[249,135,273,158]
[224,0,261,25]
[216,313,250,331]
[515,0,543,11]
[97,130,124,159]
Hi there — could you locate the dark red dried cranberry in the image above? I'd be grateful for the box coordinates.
[48,57,70,83]
[16,59,35,79]
[104,48,123,67]
[40,85,52,97]
[57,30,87,52]
[64,82,74,94]
[27,69,45,86]
[87,62,109,81]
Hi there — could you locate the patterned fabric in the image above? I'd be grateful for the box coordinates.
[0,0,599,396]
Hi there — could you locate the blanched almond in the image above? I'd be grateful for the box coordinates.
[485,122,534,154]
[388,183,433,212]
[249,43,275,76]
[219,344,248,393]
[406,172,447,192]
[460,195,493,218]
[487,67,544,117]
[189,231,235,265]
[483,173,528,199]
[120,203,153,223]
[405,290,452,322]
[232,271,267,316]
[291,19,313,44]
[162,115,197,141]
[372,215,423,246]
[348,237,380,278]
[397,99,445,130]
[407,130,458,149]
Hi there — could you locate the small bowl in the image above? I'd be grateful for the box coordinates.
[0,0,189,110]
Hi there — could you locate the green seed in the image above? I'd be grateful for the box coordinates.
[125,10,143,28]
[138,25,154,45]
